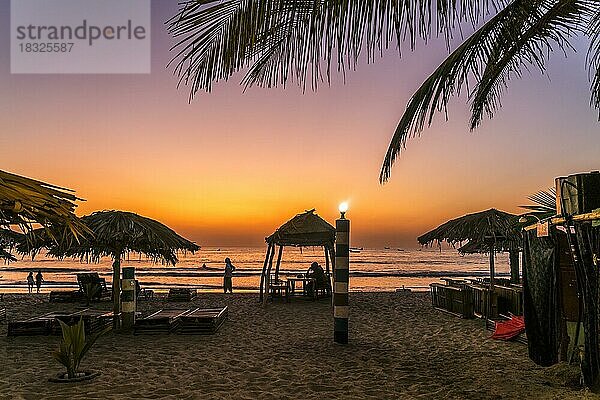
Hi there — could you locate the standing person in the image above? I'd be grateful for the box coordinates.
[223,258,235,294]
[26,272,34,293]
[35,270,44,293]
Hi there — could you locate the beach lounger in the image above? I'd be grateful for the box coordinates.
[7,311,70,337]
[167,288,197,301]
[135,280,154,300]
[49,290,84,303]
[54,309,114,335]
[134,309,189,335]
[177,307,228,335]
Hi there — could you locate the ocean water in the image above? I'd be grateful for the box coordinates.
[0,246,510,293]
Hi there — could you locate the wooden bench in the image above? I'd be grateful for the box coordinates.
[167,288,197,302]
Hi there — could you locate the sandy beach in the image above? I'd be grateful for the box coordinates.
[0,292,595,399]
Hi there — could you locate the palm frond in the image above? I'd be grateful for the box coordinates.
[520,187,557,219]
[379,0,595,182]
[168,0,508,95]
[587,9,600,117]
[470,0,590,129]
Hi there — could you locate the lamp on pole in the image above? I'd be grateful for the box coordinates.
[334,202,350,344]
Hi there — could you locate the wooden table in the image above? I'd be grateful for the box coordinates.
[287,277,316,299]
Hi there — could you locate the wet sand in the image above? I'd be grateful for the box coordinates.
[0,292,596,399]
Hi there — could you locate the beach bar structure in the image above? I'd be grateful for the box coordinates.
[522,171,600,389]
[419,209,523,319]
[259,209,335,302]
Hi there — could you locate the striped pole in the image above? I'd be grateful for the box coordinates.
[334,215,350,344]
[121,267,136,330]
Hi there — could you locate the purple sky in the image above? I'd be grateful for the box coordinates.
[2,1,599,247]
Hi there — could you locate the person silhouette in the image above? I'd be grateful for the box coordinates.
[27,272,34,293]
[223,258,236,294]
[35,270,44,293]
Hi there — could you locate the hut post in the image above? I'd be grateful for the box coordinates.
[264,244,276,302]
[259,244,273,302]
[274,245,283,281]
[509,248,520,283]
[324,245,330,276]
[112,250,123,330]
[488,243,495,319]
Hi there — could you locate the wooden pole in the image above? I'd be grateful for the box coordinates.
[274,245,283,281]
[488,244,495,319]
[334,216,350,344]
[259,244,272,302]
[509,249,520,283]
[324,246,330,276]
[121,267,136,330]
[112,251,122,330]
[263,245,276,305]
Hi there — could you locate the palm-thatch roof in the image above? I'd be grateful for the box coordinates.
[48,210,200,264]
[418,208,522,250]
[266,209,335,247]
[0,169,87,239]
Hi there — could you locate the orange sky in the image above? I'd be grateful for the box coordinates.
[2,2,600,247]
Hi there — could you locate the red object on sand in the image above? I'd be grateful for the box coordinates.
[491,315,525,340]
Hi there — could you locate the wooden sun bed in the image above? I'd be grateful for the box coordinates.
[54,309,114,335]
[177,307,228,335]
[49,290,84,303]
[8,311,70,337]
[7,309,114,337]
[167,288,197,302]
[134,309,189,335]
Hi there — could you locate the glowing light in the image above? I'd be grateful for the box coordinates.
[338,202,349,218]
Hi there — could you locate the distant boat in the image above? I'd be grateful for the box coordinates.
[384,247,390,249]
[397,248,405,252]
[349,247,362,253]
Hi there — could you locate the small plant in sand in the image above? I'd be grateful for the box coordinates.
[53,318,108,380]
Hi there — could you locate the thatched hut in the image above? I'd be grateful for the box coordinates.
[259,209,335,301]
[418,208,522,286]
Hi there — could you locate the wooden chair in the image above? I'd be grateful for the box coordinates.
[76,273,108,301]
[268,274,289,301]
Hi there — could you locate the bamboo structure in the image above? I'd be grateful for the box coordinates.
[419,209,523,319]
[260,209,335,302]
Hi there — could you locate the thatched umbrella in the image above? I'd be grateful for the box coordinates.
[418,209,522,316]
[43,210,200,328]
[0,169,87,239]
